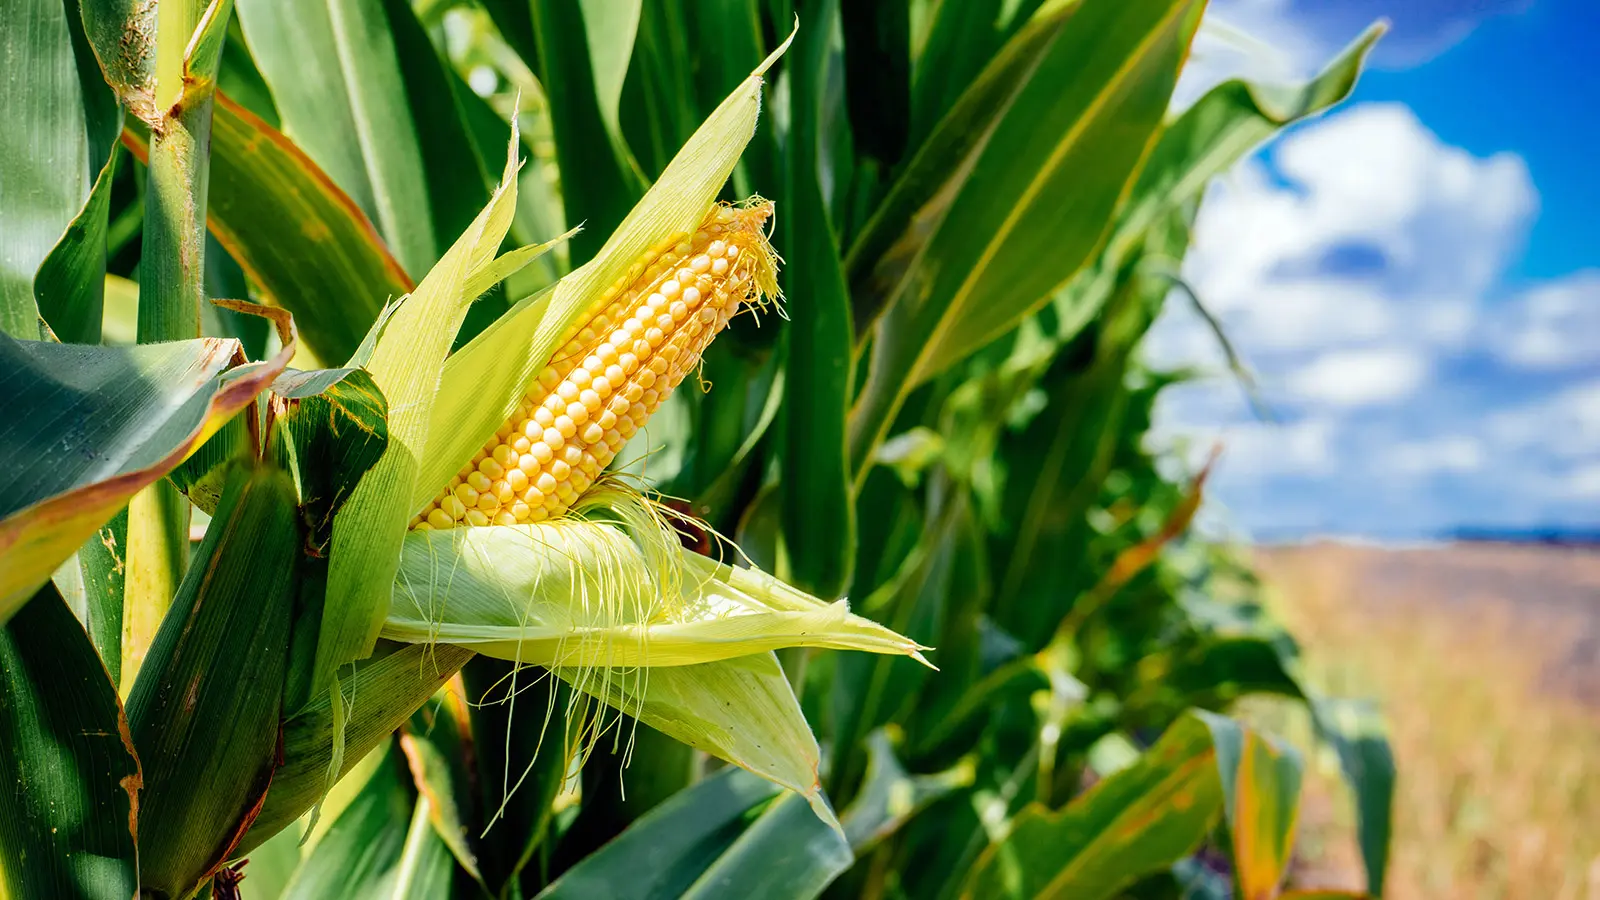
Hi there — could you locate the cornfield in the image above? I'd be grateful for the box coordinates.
[0,1,1392,898]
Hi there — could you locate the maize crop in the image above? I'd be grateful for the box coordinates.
[413,201,779,531]
[0,1,1398,896]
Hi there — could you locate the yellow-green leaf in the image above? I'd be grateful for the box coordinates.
[313,121,526,693]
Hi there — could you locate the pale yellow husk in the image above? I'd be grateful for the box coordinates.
[384,491,928,669]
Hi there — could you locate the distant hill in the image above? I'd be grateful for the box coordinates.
[1446,527,1600,547]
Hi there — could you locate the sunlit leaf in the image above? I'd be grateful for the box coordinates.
[0,332,290,624]
[848,0,1205,472]
[236,0,438,276]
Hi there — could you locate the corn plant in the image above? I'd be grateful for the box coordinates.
[0,1,1394,898]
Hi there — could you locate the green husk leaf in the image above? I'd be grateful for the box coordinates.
[556,652,836,827]
[125,460,300,898]
[314,119,527,693]
[413,28,795,513]
[236,642,475,856]
[384,503,925,667]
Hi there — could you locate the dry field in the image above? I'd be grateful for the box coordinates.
[1250,542,1600,900]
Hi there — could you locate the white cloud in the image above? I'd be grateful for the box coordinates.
[1148,102,1535,389]
[1167,104,1535,366]
[1285,347,1428,407]
[1189,0,1530,84]
[1570,464,1600,499]
[1486,379,1600,461]
[1488,271,1600,369]
[1145,99,1599,537]
[1389,436,1485,475]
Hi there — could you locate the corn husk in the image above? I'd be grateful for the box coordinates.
[384,489,925,668]
[411,33,795,513]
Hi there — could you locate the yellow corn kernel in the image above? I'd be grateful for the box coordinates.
[414,200,779,529]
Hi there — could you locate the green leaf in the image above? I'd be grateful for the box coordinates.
[828,489,969,789]
[678,789,852,899]
[279,742,454,899]
[383,0,497,257]
[176,94,410,364]
[988,283,1150,646]
[963,711,1225,900]
[620,0,703,183]
[458,656,570,896]
[537,766,851,900]
[779,0,856,600]
[34,145,121,345]
[1,0,119,339]
[184,0,237,90]
[838,729,974,854]
[125,461,301,898]
[236,0,439,276]
[267,367,390,555]
[1104,21,1385,276]
[578,0,644,164]
[848,0,1205,473]
[537,766,779,899]
[678,0,778,198]
[0,584,139,899]
[962,710,1311,900]
[845,1,1074,336]
[399,695,483,887]
[0,333,289,625]
[530,0,647,263]
[238,642,475,856]
[1311,697,1394,898]
[839,0,911,172]
[908,0,1008,148]
[73,509,129,686]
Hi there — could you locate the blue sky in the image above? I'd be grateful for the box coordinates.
[1148,0,1600,539]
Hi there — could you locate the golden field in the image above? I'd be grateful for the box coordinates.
[1251,542,1600,899]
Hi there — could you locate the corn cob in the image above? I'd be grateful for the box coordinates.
[413,200,778,530]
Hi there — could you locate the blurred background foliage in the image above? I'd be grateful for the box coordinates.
[0,0,1400,898]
